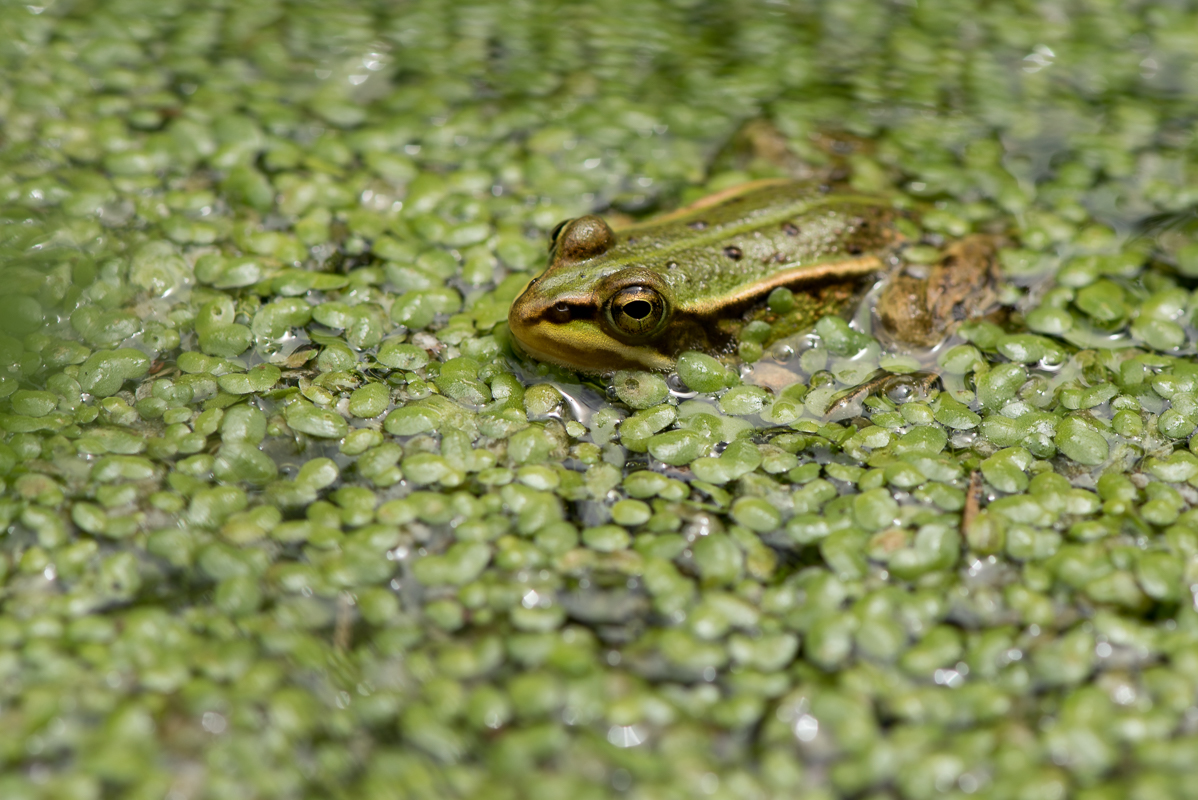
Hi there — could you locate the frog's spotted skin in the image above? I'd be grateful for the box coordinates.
[508,179,900,373]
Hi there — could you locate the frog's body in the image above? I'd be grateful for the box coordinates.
[508,178,998,375]
[509,180,904,373]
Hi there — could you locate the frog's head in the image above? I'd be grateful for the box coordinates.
[508,215,676,373]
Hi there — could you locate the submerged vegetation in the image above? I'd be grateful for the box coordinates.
[4,1,1198,798]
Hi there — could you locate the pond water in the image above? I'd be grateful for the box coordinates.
[2,1,1198,798]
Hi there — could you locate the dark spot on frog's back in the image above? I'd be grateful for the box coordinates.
[723,245,743,260]
[782,221,800,236]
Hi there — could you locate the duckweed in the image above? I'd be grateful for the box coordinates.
[217,363,281,395]
[612,370,670,409]
[5,1,1198,798]
[285,401,350,439]
[348,382,391,418]
[676,351,738,392]
[76,348,151,398]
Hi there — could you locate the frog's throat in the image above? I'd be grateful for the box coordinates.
[680,254,884,317]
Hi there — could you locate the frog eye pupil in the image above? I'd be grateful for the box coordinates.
[623,300,652,320]
[607,285,666,339]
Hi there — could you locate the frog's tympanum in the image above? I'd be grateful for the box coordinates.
[508,178,999,374]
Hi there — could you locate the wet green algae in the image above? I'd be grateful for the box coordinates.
[4,1,1198,798]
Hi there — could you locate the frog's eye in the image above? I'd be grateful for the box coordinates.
[607,285,667,338]
[548,219,573,251]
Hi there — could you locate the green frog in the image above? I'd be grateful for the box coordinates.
[507,177,1000,375]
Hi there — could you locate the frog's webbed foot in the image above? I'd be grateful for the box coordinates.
[824,370,941,421]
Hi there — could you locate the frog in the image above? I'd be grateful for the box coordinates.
[507,177,1001,375]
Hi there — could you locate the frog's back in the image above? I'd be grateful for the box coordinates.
[608,181,900,314]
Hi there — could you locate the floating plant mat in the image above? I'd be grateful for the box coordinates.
[3,1,1198,799]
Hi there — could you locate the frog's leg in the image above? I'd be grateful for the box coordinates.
[876,235,1003,348]
[823,370,941,421]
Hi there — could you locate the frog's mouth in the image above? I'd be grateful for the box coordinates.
[509,317,674,374]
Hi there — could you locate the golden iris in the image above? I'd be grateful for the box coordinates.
[606,285,666,338]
